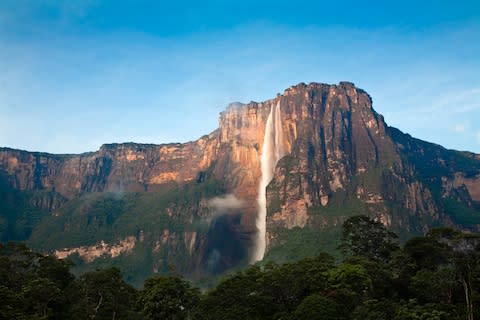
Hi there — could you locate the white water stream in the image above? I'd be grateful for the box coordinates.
[252,102,284,262]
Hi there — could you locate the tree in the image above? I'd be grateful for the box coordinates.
[293,294,338,320]
[0,242,77,319]
[20,277,62,319]
[0,285,22,320]
[409,268,457,304]
[74,267,139,320]
[427,228,480,320]
[346,256,396,300]
[340,215,399,263]
[404,235,453,274]
[393,300,450,320]
[37,255,75,290]
[259,253,335,315]
[198,265,276,320]
[139,275,200,320]
[327,263,372,296]
[404,228,480,320]
[352,299,397,320]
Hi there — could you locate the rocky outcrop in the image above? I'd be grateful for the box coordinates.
[0,133,219,199]
[55,236,137,262]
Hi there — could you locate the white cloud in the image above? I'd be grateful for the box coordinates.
[433,88,480,114]
[208,194,245,215]
[454,124,466,133]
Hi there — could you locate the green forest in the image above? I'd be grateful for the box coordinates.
[1,215,480,320]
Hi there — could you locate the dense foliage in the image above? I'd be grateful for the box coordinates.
[1,215,480,319]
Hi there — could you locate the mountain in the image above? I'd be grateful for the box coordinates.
[1,81,479,285]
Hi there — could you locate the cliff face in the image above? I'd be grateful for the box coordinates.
[0,133,219,198]
[263,84,439,252]
[1,81,480,283]
[265,83,400,227]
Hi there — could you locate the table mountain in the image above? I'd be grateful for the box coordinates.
[1,82,479,285]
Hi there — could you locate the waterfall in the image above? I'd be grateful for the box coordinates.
[252,101,284,262]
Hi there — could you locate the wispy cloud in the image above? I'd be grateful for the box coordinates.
[453,124,468,133]
[0,1,98,33]
[208,194,245,215]
[430,87,480,114]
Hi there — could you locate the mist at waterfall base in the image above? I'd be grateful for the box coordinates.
[202,194,249,274]
[253,102,285,262]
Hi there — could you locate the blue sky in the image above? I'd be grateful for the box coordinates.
[0,0,479,154]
